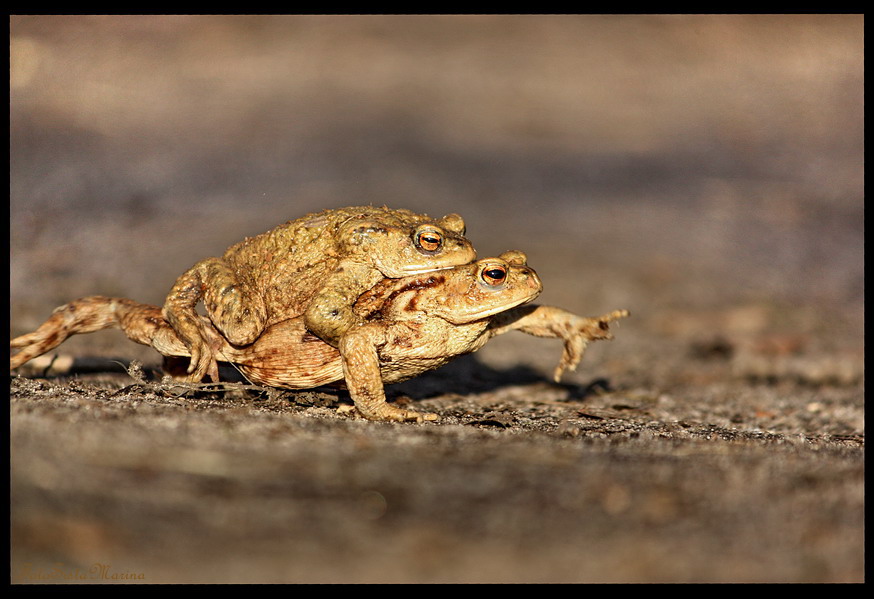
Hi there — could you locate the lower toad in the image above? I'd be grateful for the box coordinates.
[11,251,628,422]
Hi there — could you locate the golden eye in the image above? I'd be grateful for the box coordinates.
[415,229,443,253]
[481,264,507,286]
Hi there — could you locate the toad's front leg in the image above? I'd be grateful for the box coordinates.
[338,324,438,423]
[488,305,629,382]
[163,257,267,382]
[304,262,382,347]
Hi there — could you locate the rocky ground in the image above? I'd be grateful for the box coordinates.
[9,15,864,583]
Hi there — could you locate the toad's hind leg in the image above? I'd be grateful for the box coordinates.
[10,296,180,371]
[163,257,267,382]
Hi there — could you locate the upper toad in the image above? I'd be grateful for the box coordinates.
[162,205,476,383]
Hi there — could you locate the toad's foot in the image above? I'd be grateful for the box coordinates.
[184,341,221,383]
[340,402,438,423]
[554,309,630,382]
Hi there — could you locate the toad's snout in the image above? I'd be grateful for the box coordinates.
[524,268,542,291]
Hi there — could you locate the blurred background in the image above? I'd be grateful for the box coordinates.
[10,15,863,329]
[9,15,864,583]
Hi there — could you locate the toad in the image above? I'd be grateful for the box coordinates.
[162,206,476,383]
[11,251,628,422]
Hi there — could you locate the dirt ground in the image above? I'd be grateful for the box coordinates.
[9,15,864,583]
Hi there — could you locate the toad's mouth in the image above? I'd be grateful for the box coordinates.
[402,264,455,275]
[375,259,457,277]
[374,249,478,277]
[442,292,540,325]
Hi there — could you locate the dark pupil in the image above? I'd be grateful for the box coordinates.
[419,233,440,248]
[485,268,506,282]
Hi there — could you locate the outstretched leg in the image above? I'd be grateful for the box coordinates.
[11,296,189,371]
[487,305,629,381]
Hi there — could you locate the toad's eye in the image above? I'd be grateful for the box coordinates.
[414,229,443,253]
[481,265,507,286]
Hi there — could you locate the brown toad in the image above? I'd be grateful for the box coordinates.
[162,205,476,383]
[10,251,628,422]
